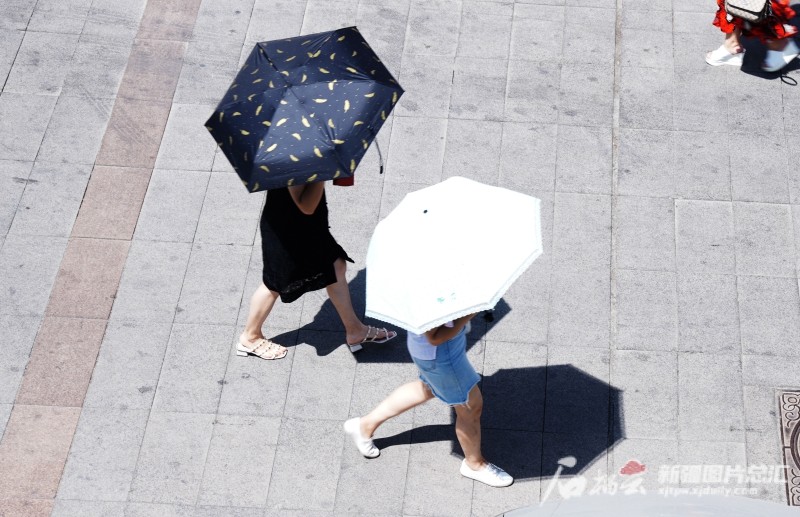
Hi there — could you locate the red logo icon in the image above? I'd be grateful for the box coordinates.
[619,460,646,476]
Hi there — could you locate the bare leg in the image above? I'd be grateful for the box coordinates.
[361,380,435,437]
[454,385,487,471]
[325,258,392,344]
[724,28,743,53]
[239,283,280,346]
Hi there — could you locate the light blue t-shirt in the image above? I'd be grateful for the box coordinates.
[407,321,470,360]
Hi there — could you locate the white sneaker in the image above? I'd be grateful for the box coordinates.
[763,39,799,72]
[459,459,514,487]
[343,417,379,458]
[705,44,744,67]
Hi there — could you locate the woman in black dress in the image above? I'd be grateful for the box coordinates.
[237,181,396,359]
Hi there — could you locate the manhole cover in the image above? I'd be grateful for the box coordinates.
[778,390,800,506]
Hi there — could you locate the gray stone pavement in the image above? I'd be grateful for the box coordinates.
[1,0,800,515]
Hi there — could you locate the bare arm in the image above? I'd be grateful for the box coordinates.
[288,182,325,215]
[424,313,476,346]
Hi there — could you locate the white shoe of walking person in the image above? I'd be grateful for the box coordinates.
[763,38,800,72]
[344,417,380,458]
[460,459,514,487]
[705,44,744,67]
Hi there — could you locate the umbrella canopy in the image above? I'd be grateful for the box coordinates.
[205,26,403,192]
[365,177,543,334]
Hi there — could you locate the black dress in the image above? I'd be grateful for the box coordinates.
[260,187,352,303]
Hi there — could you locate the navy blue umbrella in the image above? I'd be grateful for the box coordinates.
[206,26,403,192]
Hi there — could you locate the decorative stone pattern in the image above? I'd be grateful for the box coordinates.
[779,391,800,506]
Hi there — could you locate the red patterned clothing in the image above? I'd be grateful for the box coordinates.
[714,0,798,42]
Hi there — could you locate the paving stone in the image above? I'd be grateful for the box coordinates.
[0,29,23,87]
[0,235,68,317]
[3,32,80,95]
[441,118,502,185]
[743,354,800,388]
[726,73,784,137]
[562,6,616,66]
[110,240,191,323]
[0,160,32,236]
[336,420,411,515]
[555,125,612,194]
[673,21,723,72]
[137,0,202,42]
[617,128,674,198]
[729,133,789,204]
[395,54,453,119]
[124,503,194,517]
[672,131,731,201]
[546,347,611,436]
[558,62,614,128]
[737,276,800,357]
[0,405,81,499]
[510,4,565,63]
[733,202,795,277]
[402,425,473,517]
[51,500,126,517]
[0,0,37,30]
[742,385,780,434]
[27,0,92,33]
[676,440,748,490]
[403,2,461,57]
[449,57,507,121]
[0,403,10,438]
[481,341,547,432]
[72,166,151,240]
[155,103,217,171]
[245,0,307,43]
[96,98,172,169]
[619,66,673,130]
[457,2,511,60]
[83,320,172,409]
[551,192,611,271]
[0,93,57,161]
[117,39,187,102]
[217,330,296,417]
[795,206,800,275]
[173,40,241,105]
[191,0,254,45]
[674,199,735,274]
[677,273,740,354]
[678,352,744,441]
[174,243,252,325]
[37,95,113,165]
[283,339,356,420]
[82,0,147,41]
[300,0,358,34]
[197,415,280,507]
[8,161,91,237]
[0,499,54,516]
[57,408,149,501]
[152,323,234,413]
[620,12,673,69]
[549,267,610,348]
[15,316,107,407]
[46,237,130,320]
[615,196,675,272]
[267,418,345,511]
[673,68,728,132]
[356,0,410,77]
[745,429,788,504]
[0,315,39,404]
[62,37,132,98]
[498,122,557,192]
[611,350,678,439]
[128,411,215,504]
[505,60,559,124]
[195,173,263,245]
[615,269,678,352]
[134,169,210,242]
[385,116,446,185]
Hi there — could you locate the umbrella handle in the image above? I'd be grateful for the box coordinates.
[369,127,384,175]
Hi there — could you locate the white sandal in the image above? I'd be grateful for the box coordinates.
[705,44,744,67]
[762,39,799,72]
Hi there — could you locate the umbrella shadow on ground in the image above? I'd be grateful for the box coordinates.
[271,268,511,360]
[373,365,624,482]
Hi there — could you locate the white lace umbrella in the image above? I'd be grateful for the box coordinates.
[365,176,543,334]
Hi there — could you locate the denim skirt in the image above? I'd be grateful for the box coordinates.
[411,327,481,406]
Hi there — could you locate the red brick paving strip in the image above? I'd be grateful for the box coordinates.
[0,0,202,513]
